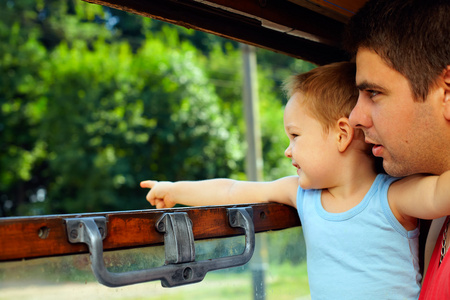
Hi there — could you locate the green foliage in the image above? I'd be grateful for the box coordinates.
[0,0,313,216]
[0,36,47,186]
[37,30,243,213]
[0,1,51,214]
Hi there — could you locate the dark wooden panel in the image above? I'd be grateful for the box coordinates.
[185,0,344,44]
[0,203,300,261]
[82,0,349,65]
[289,0,366,22]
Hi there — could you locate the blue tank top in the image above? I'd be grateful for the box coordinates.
[297,174,421,300]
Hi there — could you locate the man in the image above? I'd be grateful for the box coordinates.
[343,0,450,298]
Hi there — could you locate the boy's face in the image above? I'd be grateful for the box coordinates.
[349,48,445,176]
[284,93,340,189]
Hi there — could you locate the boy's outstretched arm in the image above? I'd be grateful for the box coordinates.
[140,176,299,209]
[390,170,450,221]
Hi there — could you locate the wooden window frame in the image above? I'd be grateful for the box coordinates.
[0,203,300,262]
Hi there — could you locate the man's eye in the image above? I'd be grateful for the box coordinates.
[368,90,380,99]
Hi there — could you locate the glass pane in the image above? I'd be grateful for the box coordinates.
[0,227,309,300]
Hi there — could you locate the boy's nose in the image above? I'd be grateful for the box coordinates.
[284,146,292,158]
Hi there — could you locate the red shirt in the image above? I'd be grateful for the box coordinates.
[420,217,450,299]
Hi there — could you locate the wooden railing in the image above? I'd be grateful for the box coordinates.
[0,203,300,261]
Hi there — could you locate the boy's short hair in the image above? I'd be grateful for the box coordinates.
[344,0,450,102]
[283,62,358,132]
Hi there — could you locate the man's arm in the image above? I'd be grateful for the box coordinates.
[140,176,299,209]
[389,170,450,221]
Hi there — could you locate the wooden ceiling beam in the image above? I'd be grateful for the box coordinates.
[82,0,349,64]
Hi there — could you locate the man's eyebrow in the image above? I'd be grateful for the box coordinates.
[355,81,385,92]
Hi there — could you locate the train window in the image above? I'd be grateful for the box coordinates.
[1,229,308,299]
[0,1,366,299]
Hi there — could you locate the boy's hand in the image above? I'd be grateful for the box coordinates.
[140,180,177,209]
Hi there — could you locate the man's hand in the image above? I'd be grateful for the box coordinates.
[140,180,177,209]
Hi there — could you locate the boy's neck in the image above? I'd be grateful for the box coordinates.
[322,155,377,213]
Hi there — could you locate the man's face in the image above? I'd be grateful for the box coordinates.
[349,48,445,176]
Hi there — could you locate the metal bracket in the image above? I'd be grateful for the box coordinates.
[65,207,254,288]
[156,212,195,264]
[66,217,107,243]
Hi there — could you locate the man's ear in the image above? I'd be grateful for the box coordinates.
[442,65,450,121]
[336,117,354,153]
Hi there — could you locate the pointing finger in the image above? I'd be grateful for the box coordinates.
[140,180,157,189]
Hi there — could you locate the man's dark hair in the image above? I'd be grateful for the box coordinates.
[344,0,450,101]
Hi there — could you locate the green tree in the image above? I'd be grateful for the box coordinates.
[0,0,111,215]
[0,3,48,215]
[1,1,314,216]
[35,26,243,213]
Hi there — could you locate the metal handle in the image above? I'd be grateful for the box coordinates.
[65,207,255,287]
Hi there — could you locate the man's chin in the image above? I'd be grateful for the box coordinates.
[382,160,415,177]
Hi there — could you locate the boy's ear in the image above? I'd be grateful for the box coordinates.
[336,117,354,153]
[443,65,450,121]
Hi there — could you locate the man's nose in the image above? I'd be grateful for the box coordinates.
[349,98,372,129]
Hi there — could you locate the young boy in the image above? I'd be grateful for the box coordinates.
[140,62,450,299]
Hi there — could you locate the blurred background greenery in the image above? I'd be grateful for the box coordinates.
[0,0,315,216]
[1,1,314,297]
